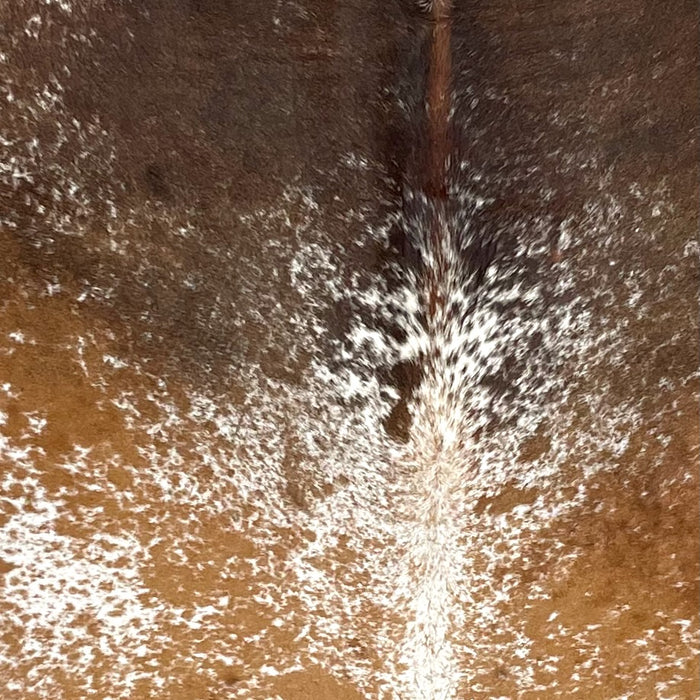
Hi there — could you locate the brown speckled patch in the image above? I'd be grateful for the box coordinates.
[0,0,697,698]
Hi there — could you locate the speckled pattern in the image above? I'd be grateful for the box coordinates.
[0,1,698,698]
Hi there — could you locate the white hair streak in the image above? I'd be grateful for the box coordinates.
[416,0,451,15]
